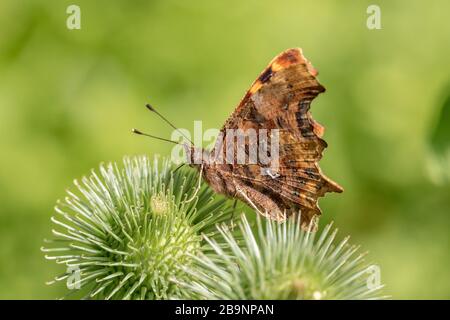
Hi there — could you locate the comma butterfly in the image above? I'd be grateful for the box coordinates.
[135,48,343,229]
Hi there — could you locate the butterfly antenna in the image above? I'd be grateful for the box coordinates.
[145,103,194,145]
[132,128,180,145]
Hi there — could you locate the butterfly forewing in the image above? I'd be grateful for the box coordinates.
[209,48,343,227]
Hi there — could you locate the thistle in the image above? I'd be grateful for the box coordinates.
[43,155,387,300]
[178,215,387,300]
[42,156,235,299]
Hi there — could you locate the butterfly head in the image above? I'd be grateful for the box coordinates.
[183,143,210,167]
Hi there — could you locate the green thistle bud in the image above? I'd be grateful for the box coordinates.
[178,215,388,300]
[42,156,234,299]
[42,155,387,300]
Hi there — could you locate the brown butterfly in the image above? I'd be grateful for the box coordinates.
[134,48,343,229]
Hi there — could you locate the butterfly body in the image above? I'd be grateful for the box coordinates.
[185,48,343,228]
[186,147,288,221]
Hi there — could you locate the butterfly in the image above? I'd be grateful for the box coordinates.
[135,48,343,229]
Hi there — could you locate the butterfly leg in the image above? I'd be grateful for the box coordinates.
[234,182,286,222]
[231,199,237,219]
[173,163,185,173]
[184,164,204,204]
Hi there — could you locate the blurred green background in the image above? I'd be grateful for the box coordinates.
[0,0,449,299]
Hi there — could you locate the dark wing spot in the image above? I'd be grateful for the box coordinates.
[295,112,308,122]
[249,106,266,123]
[304,168,319,178]
[298,100,311,112]
[277,50,300,65]
[275,116,285,128]
[300,127,314,137]
[259,67,273,83]
[318,138,328,148]
[242,165,254,184]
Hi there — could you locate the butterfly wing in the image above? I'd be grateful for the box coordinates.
[215,48,343,225]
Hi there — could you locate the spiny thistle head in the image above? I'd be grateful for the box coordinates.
[178,215,387,300]
[42,156,234,299]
